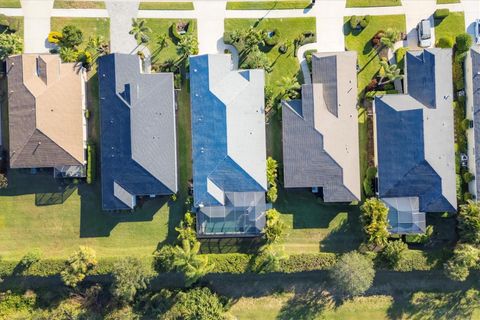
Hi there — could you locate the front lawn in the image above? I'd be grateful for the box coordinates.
[139,2,194,10]
[226,1,312,10]
[53,1,105,9]
[143,19,197,68]
[346,0,401,7]
[0,0,20,8]
[434,11,465,45]
[51,17,110,50]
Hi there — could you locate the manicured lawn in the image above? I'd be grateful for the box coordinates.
[53,1,105,9]
[346,0,401,7]
[344,14,406,97]
[0,0,20,8]
[437,0,460,3]
[434,11,465,45]
[139,2,194,10]
[51,17,110,50]
[144,19,197,67]
[226,1,311,10]
[0,16,23,36]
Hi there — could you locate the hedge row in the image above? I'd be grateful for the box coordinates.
[86,143,96,184]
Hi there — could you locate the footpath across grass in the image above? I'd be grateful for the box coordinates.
[226,1,312,10]
[346,0,401,7]
[434,11,465,45]
[139,2,194,10]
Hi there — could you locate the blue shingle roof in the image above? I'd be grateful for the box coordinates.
[98,54,177,210]
[407,50,436,108]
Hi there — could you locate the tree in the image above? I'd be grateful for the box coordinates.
[111,257,149,304]
[457,200,480,244]
[60,246,97,288]
[155,33,169,51]
[276,76,301,100]
[380,28,400,50]
[242,27,265,53]
[378,59,402,86]
[263,209,287,244]
[59,46,78,63]
[173,240,214,287]
[444,244,479,281]
[130,18,151,44]
[177,34,199,60]
[0,33,22,60]
[360,198,390,248]
[175,211,197,245]
[0,173,7,189]
[85,35,109,59]
[380,240,407,269]
[60,25,83,48]
[163,287,226,320]
[330,251,375,297]
[242,47,271,72]
[455,33,473,52]
[153,245,176,273]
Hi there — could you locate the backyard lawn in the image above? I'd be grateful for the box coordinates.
[139,2,194,10]
[143,18,197,68]
[346,0,401,7]
[434,11,465,45]
[226,1,311,10]
[0,0,20,8]
[53,1,105,9]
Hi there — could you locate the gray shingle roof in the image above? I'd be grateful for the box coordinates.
[467,46,480,199]
[282,51,361,202]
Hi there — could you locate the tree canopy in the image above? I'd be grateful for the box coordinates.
[111,257,149,304]
[60,246,97,288]
[0,33,22,60]
[457,200,480,244]
[60,25,83,48]
[360,198,390,248]
[330,251,375,297]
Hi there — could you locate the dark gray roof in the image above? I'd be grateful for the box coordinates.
[282,52,360,202]
[470,47,480,200]
[99,53,178,210]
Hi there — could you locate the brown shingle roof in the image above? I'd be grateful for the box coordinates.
[7,54,86,168]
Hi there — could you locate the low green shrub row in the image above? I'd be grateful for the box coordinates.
[363,166,377,197]
[86,143,95,184]
[453,60,465,91]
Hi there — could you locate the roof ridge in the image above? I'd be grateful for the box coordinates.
[34,128,82,165]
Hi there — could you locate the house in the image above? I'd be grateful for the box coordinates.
[465,46,480,199]
[6,54,87,177]
[189,54,269,237]
[282,51,361,202]
[373,48,456,234]
[98,53,177,211]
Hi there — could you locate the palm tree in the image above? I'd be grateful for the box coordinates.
[59,46,78,63]
[378,59,402,86]
[380,28,400,50]
[85,35,109,59]
[276,76,301,100]
[242,27,265,53]
[173,240,214,287]
[129,18,152,44]
[156,33,169,51]
[177,34,199,61]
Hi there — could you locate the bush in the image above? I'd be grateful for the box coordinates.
[463,172,475,183]
[163,287,227,320]
[16,251,41,274]
[86,143,95,184]
[461,118,471,131]
[434,8,450,19]
[464,192,473,201]
[170,21,191,42]
[47,31,62,44]
[380,240,408,269]
[436,37,453,48]
[455,33,473,53]
[350,15,361,29]
[360,15,370,28]
[444,244,479,281]
[281,253,336,272]
[264,28,280,46]
[0,33,22,60]
[452,61,465,91]
[457,200,480,244]
[366,167,377,179]
[153,245,176,273]
[395,47,408,71]
[60,25,83,48]
[61,246,97,288]
[0,173,7,189]
[360,198,390,248]
[111,257,149,304]
[363,178,374,197]
[278,43,288,54]
[330,252,374,297]
[263,209,287,244]
[223,31,233,45]
[0,291,36,318]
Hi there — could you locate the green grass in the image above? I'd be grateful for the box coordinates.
[434,11,465,45]
[346,0,401,7]
[51,17,110,50]
[53,1,105,9]
[144,19,197,67]
[139,2,194,10]
[437,0,460,3]
[227,1,311,10]
[0,0,20,8]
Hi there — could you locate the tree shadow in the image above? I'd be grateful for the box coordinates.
[277,287,335,320]
[320,207,363,253]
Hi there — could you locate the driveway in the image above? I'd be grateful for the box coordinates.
[106,0,139,54]
[195,0,227,54]
[21,0,53,53]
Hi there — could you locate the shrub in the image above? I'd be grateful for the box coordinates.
[367,78,378,91]
[350,15,361,29]
[360,15,370,28]
[223,31,233,45]
[266,157,278,203]
[60,246,97,288]
[461,118,471,131]
[77,50,92,69]
[455,33,473,53]
[363,178,374,197]
[163,287,227,320]
[84,109,90,119]
[111,257,149,304]
[267,185,278,203]
[281,253,336,272]
[264,28,280,46]
[330,252,375,297]
[457,200,480,244]
[436,37,453,48]
[278,43,288,54]
[444,244,479,281]
[464,192,473,201]
[153,245,176,273]
[16,251,41,274]
[263,209,287,244]
[463,172,475,183]
[175,211,197,245]
[380,240,408,269]
[456,174,462,201]
[360,198,390,248]
[86,143,95,184]
[0,173,7,189]
[60,25,83,48]
[395,47,408,71]
[434,8,450,19]
[0,33,22,60]
[0,291,36,318]
[47,31,62,44]
[452,61,465,91]
[366,166,377,179]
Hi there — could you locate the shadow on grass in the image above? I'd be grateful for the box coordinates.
[278,286,335,320]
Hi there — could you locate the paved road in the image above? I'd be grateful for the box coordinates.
[106,0,139,54]
[20,0,53,53]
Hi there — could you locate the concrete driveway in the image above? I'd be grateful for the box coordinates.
[21,0,53,53]
[106,0,139,54]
